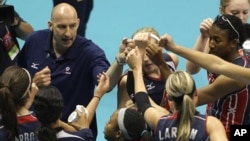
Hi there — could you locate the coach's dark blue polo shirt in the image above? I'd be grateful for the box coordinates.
[17,29,110,138]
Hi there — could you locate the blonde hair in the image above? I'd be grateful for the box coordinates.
[132,27,160,39]
[220,0,250,7]
[165,71,196,141]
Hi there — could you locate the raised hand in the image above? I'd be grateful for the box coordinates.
[133,32,151,49]
[126,47,143,70]
[159,34,177,52]
[69,105,90,130]
[146,43,165,66]
[200,18,213,38]
[32,66,51,87]
[30,82,39,96]
[95,72,110,98]
[116,38,135,64]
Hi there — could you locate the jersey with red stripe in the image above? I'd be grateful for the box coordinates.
[125,52,175,110]
[154,112,209,141]
[0,112,39,141]
[16,112,40,141]
[207,56,250,138]
[206,71,219,114]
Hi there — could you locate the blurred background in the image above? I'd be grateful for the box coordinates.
[8,0,226,140]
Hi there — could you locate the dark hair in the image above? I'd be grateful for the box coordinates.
[0,66,31,110]
[33,85,64,141]
[118,108,153,141]
[0,84,18,141]
[0,66,31,141]
[213,14,246,46]
[245,23,250,39]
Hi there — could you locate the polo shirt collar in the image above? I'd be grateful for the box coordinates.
[45,33,82,60]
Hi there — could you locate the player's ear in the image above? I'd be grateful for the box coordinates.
[48,21,53,31]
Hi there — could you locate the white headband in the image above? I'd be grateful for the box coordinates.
[20,68,32,99]
[150,33,160,41]
[117,108,132,140]
[133,33,160,42]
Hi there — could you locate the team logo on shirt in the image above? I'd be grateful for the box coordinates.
[146,82,155,91]
[31,63,39,69]
[64,67,71,74]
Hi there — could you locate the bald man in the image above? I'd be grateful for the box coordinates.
[53,0,93,37]
[17,3,126,139]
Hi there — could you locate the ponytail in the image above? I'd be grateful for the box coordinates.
[177,95,196,141]
[0,86,18,141]
[165,71,197,141]
[38,125,57,141]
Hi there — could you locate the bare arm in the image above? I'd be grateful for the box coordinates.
[105,60,124,90]
[14,16,34,40]
[149,97,169,115]
[86,72,110,123]
[185,35,209,74]
[106,38,135,90]
[197,75,246,106]
[186,18,213,74]
[126,47,166,129]
[70,72,110,130]
[117,75,133,109]
[59,120,77,131]
[159,34,250,84]
[207,116,228,141]
[181,48,250,84]
[146,43,173,81]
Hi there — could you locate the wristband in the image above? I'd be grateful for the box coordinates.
[93,95,101,100]
[115,57,126,65]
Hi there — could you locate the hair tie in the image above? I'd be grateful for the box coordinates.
[140,130,147,136]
